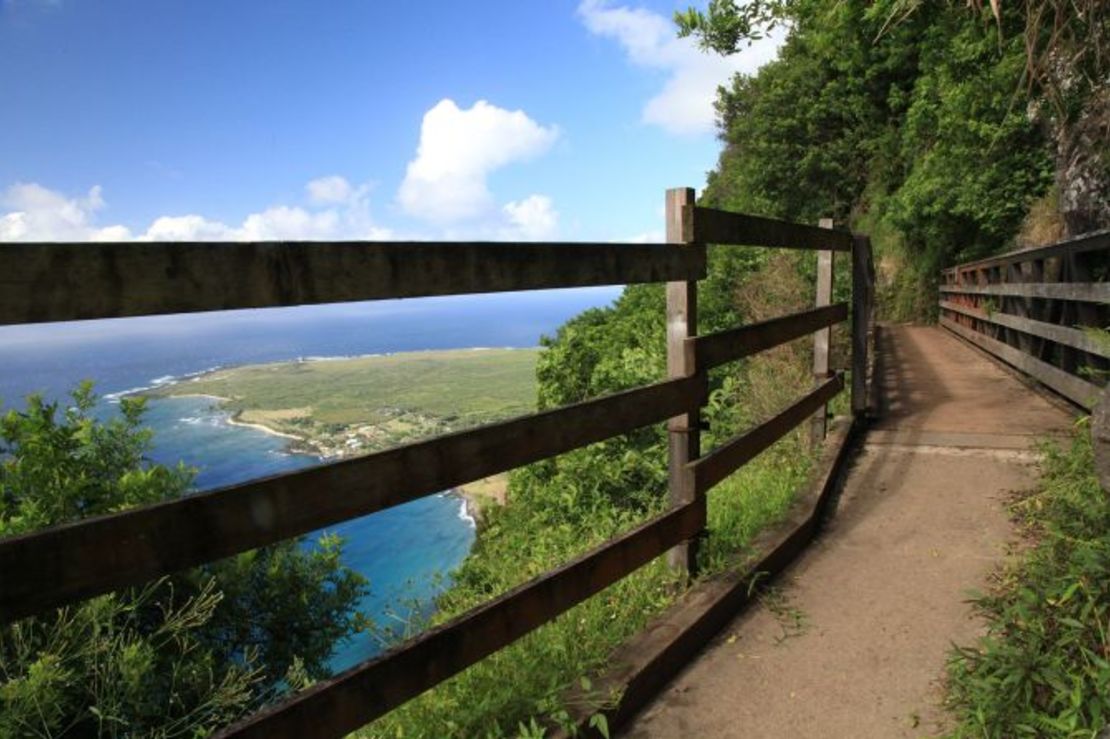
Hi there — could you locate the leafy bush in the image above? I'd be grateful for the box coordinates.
[0,384,366,737]
[683,0,1056,322]
[358,238,820,736]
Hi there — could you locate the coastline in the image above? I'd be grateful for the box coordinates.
[224,413,307,443]
[157,392,316,448]
[180,398,508,526]
[161,392,231,402]
[132,348,525,522]
[453,474,509,528]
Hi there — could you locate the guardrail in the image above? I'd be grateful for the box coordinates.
[0,188,873,737]
[939,230,1110,409]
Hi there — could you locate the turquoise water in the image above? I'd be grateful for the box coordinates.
[139,397,317,487]
[139,396,477,671]
[0,288,621,673]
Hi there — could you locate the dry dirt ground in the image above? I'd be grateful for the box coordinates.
[623,325,1073,738]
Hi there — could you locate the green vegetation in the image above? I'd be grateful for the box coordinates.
[356,247,825,736]
[354,2,1109,732]
[147,348,538,457]
[0,385,366,737]
[677,0,1106,321]
[362,433,813,738]
[671,6,1106,733]
[671,7,1107,727]
[8,3,1103,736]
[946,426,1110,737]
[1,309,821,738]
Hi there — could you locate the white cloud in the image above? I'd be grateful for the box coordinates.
[90,224,133,242]
[577,0,782,135]
[142,214,235,241]
[501,195,559,240]
[398,99,559,223]
[3,102,560,243]
[0,179,393,243]
[0,183,133,241]
[239,206,340,241]
[306,175,365,206]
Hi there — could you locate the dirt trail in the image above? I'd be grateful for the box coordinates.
[623,325,1073,738]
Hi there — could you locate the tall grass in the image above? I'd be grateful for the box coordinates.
[356,432,813,738]
[946,424,1110,737]
[357,253,822,737]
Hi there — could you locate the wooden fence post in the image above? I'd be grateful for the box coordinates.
[811,218,835,445]
[665,187,702,579]
[851,234,873,417]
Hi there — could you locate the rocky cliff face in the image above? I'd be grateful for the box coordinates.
[1054,87,1109,235]
[1031,2,1108,236]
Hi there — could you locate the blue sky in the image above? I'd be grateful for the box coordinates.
[0,0,780,244]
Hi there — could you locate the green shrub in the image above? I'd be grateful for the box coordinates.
[946,425,1110,737]
[0,384,366,737]
[359,243,819,736]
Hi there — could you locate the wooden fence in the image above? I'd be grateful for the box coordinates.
[0,188,873,737]
[939,230,1110,409]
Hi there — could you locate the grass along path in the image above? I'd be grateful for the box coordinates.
[945,428,1110,737]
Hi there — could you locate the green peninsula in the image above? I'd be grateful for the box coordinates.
[143,348,539,473]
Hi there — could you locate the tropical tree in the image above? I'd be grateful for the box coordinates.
[0,384,366,737]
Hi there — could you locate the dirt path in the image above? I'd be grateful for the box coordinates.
[623,325,1073,738]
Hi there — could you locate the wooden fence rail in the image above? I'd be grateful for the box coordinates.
[0,375,706,621]
[939,229,1110,409]
[692,206,853,252]
[1,188,873,737]
[0,241,707,325]
[222,502,706,738]
[691,374,845,497]
[692,303,848,370]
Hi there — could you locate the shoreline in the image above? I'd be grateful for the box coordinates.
[134,347,523,522]
[165,391,232,403]
[153,345,536,388]
[224,413,308,443]
[454,475,509,527]
[171,396,506,524]
[447,490,479,528]
[156,393,327,455]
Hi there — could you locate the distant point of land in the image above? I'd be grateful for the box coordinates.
[139,347,540,514]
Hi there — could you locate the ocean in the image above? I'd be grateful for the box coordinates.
[0,287,622,671]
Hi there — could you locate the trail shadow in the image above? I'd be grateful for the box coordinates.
[825,326,954,536]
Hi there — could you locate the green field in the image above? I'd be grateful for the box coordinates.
[145,348,539,457]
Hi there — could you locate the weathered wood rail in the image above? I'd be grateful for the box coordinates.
[0,189,874,737]
[939,229,1110,409]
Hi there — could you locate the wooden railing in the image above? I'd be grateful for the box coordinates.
[0,188,873,738]
[939,230,1110,409]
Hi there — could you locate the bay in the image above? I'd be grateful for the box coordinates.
[0,287,621,671]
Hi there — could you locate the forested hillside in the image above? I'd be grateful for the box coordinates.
[680,0,1107,320]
